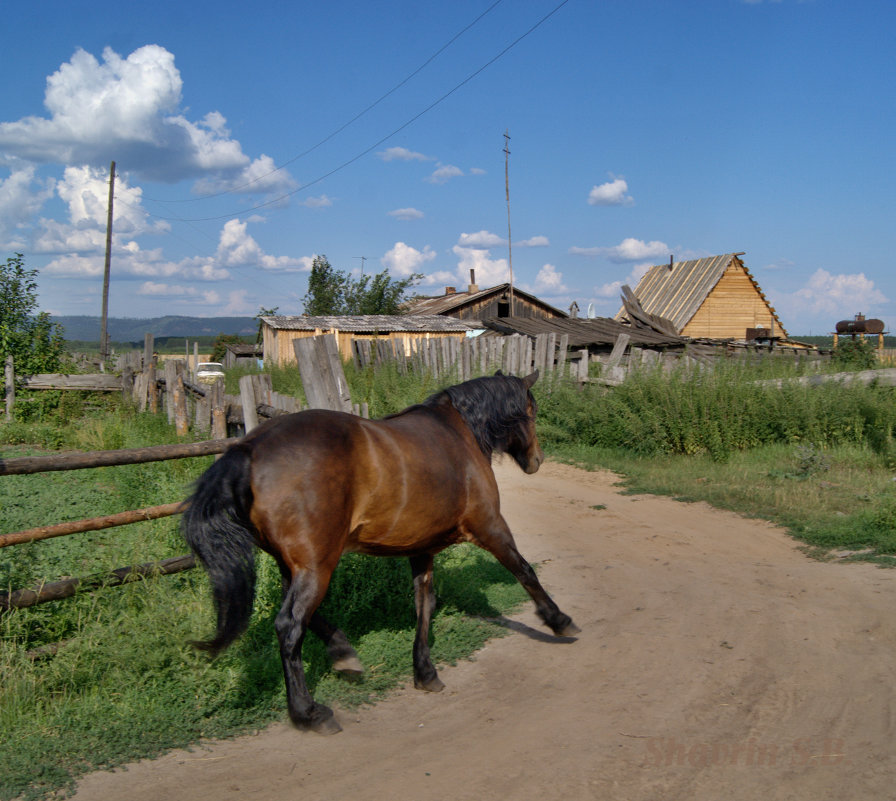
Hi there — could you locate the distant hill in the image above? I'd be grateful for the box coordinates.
[52,315,257,343]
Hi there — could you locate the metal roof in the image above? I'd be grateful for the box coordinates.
[260,314,480,333]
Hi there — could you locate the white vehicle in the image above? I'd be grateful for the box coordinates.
[195,362,225,384]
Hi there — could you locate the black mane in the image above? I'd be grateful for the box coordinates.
[423,373,535,460]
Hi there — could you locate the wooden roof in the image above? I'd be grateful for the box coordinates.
[615,253,786,335]
[482,316,686,349]
[259,314,479,334]
[406,283,567,318]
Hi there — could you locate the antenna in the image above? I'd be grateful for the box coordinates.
[504,130,514,315]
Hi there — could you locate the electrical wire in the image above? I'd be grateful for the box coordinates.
[147,0,571,223]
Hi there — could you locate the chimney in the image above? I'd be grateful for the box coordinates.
[468,268,479,294]
[445,286,456,295]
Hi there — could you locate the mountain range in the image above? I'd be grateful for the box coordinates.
[52,315,258,343]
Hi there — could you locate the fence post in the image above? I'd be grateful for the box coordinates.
[239,374,259,432]
[173,375,189,436]
[4,355,14,421]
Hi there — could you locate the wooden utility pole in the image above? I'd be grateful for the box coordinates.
[504,131,514,315]
[100,161,116,363]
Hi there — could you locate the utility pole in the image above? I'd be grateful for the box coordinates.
[353,256,367,274]
[100,160,115,364]
[504,130,514,315]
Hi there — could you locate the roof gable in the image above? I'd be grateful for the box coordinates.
[616,253,787,337]
[405,283,567,318]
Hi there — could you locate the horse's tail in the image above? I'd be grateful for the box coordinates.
[181,443,258,655]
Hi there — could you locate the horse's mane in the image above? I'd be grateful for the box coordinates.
[420,373,535,460]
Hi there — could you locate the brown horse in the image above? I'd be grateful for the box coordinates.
[182,370,578,734]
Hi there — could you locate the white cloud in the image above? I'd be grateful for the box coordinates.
[517,235,549,247]
[532,263,567,293]
[192,153,297,195]
[570,237,669,263]
[452,245,508,286]
[588,177,634,206]
[381,242,436,276]
[215,219,307,272]
[427,164,463,184]
[0,165,55,249]
[302,195,333,208]
[469,167,486,176]
[458,230,505,249]
[389,207,424,220]
[793,269,887,314]
[0,45,292,187]
[377,146,432,162]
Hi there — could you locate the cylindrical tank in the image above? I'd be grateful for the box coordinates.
[835,318,885,334]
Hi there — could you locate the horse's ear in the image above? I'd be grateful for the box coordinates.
[494,369,504,377]
[523,370,539,388]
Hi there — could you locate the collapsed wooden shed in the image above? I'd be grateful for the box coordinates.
[259,315,479,366]
[616,253,788,340]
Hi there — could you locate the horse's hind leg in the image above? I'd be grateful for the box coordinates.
[309,610,363,677]
[477,520,580,637]
[276,571,342,734]
[409,554,445,692]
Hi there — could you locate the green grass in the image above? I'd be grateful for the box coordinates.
[1,402,529,801]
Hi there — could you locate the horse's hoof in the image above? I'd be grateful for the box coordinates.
[295,705,342,735]
[332,655,364,677]
[310,715,343,735]
[414,675,445,693]
[556,621,581,637]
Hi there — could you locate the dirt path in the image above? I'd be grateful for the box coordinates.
[72,460,896,801]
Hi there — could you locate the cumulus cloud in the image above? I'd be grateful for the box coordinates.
[517,235,549,247]
[570,237,669,263]
[0,165,55,249]
[458,230,505,249]
[588,177,634,206]
[301,195,333,208]
[377,146,432,162]
[381,242,436,276]
[532,263,567,293]
[214,219,307,272]
[0,45,294,188]
[389,207,424,220]
[427,164,463,184]
[452,245,508,286]
[793,269,888,314]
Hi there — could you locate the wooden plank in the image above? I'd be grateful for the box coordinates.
[606,333,631,368]
[0,437,240,476]
[1,554,196,611]
[23,373,123,391]
[0,502,186,548]
[239,374,259,432]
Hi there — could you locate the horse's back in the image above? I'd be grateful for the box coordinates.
[243,406,498,557]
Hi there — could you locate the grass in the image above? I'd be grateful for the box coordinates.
[1,400,529,801]
[4,354,896,798]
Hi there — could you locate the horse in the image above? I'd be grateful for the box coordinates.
[181,369,579,735]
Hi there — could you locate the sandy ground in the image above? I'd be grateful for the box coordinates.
[72,459,896,801]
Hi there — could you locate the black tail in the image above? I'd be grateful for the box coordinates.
[182,444,258,655]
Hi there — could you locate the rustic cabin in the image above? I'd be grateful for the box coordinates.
[221,343,263,368]
[616,253,788,340]
[405,273,567,322]
[259,314,479,366]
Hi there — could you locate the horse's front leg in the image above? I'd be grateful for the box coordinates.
[276,570,342,734]
[477,518,580,637]
[409,553,445,692]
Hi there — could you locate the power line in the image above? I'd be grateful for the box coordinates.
[147,0,571,223]
[143,0,505,204]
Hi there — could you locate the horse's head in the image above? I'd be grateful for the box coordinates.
[506,371,544,474]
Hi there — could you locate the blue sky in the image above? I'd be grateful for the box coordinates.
[1,0,893,335]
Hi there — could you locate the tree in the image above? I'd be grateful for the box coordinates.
[1,254,66,385]
[302,254,422,315]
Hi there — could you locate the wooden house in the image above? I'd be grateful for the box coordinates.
[222,343,263,368]
[259,314,479,366]
[616,253,788,340]
[405,280,567,322]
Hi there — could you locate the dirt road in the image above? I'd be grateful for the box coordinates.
[72,460,896,801]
